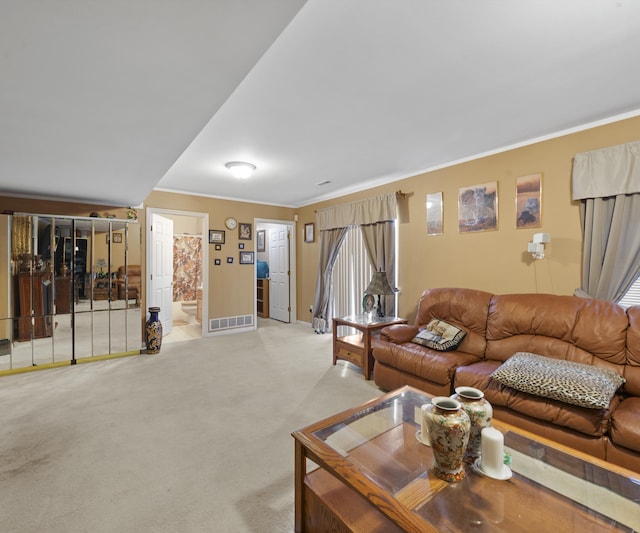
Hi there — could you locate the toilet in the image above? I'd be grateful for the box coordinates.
[180,300,198,323]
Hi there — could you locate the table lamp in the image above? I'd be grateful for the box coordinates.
[365,271,397,318]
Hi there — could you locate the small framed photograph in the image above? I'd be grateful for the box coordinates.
[257,230,266,252]
[209,229,225,244]
[239,223,252,240]
[304,222,315,243]
[214,258,221,266]
[238,243,245,250]
[426,192,443,236]
[239,251,254,264]
[458,181,498,233]
[516,173,542,228]
[112,232,123,243]
[227,257,233,264]
[215,244,222,251]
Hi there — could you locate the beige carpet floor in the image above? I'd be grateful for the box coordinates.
[0,319,383,532]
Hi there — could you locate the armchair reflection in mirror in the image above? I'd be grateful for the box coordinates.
[117,265,141,305]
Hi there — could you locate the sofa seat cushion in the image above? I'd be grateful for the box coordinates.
[490,352,625,409]
[412,319,466,351]
[373,342,478,386]
[609,397,640,453]
[455,361,618,437]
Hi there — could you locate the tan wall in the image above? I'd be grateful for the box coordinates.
[144,191,294,320]
[294,116,640,322]
[2,115,639,328]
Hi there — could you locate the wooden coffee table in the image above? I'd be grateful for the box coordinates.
[292,386,640,532]
[332,314,407,379]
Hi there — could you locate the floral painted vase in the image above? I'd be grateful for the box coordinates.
[424,396,470,482]
[145,306,163,354]
[451,386,493,463]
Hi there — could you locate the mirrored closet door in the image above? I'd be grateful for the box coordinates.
[0,213,142,373]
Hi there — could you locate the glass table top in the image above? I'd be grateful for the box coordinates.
[336,314,405,326]
[310,388,640,532]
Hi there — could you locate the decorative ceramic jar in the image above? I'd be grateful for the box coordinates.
[451,386,493,463]
[424,396,471,482]
[145,306,163,354]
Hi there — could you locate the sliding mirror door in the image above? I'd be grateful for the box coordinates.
[0,214,141,373]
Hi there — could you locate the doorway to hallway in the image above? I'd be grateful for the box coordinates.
[254,219,296,325]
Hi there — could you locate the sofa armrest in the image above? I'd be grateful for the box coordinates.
[381,324,419,344]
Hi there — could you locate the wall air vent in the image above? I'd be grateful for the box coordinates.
[209,315,253,332]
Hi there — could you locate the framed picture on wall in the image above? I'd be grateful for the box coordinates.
[458,181,498,233]
[239,251,254,264]
[516,173,542,228]
[209,229,225,244]
[426,192,443,236]
[214,258,221,266]
[304,223,315,243]
[257,230,265,252]
[239,223,252,240]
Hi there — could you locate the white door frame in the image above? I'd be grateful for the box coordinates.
[146,207,209,338]
[254,217,296,325]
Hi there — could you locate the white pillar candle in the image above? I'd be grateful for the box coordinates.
[480,427,504,476]
[420,404,432,445]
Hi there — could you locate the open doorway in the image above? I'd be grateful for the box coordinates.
[254,219,296,326]
[146,208,208,344]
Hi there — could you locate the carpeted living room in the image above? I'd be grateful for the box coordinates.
[0,320,382,532]
[2,2,640,532]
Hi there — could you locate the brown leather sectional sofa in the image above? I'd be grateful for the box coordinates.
[373,287,640,473]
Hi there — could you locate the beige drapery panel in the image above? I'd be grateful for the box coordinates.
[573,140,640,301]
[361,221,396,316]
[572,140,640,200]
[316,192,398,231]
[313,193,398,328]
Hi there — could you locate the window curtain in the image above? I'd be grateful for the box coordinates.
[332,226,375,319]
[579,195,640,301]
[360,220,396,316]
[313,192,398,329]
[312,227,348,331]
[573,141,640,301]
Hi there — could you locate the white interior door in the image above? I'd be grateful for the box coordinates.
[269,225,290,323]
[150,213,173,335]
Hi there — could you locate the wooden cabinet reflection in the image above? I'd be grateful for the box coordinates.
[14,272,52,341]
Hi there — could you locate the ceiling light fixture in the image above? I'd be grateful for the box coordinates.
[225,161,256,179]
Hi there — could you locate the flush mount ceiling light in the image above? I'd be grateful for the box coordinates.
[225,161,256,179]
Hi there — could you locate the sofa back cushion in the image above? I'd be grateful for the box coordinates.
[415,287,493,359]
[486,293,627,377]
[625,306,640,396]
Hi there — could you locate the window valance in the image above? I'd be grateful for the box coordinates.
[572,140,640,200]
[316,192,397,231]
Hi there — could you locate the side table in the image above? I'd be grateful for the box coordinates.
[333,314,408,379]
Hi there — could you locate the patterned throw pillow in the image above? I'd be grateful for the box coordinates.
[490,352,625,409]
[411,319,466,351]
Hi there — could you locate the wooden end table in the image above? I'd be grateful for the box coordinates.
[332,314,407,379]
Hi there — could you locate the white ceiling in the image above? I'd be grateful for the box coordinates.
[2,1,640,209]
